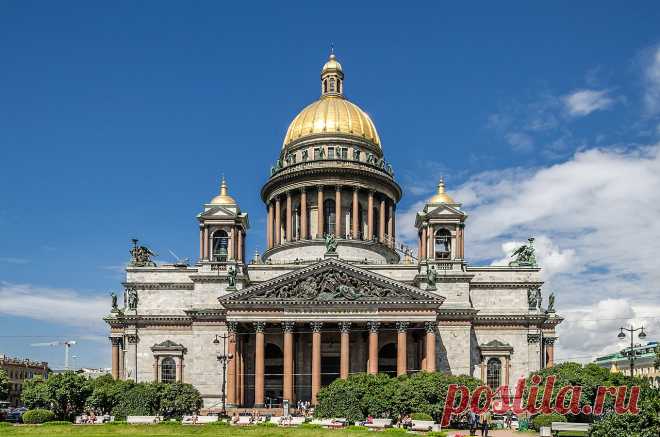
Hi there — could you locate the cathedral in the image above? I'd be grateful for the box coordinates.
[105,54,562,410]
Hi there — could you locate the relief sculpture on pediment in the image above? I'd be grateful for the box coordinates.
[253,268,414,301]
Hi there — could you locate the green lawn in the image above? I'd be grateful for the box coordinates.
[1,423,383,437]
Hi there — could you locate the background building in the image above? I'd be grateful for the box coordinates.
[0,355,49,407]
[105,54,562,411]
[594,341,659,387]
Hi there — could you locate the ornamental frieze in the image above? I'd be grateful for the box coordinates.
[252,268,416,302]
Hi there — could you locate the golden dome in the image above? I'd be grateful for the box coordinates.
[428,178,456,204]
[209,177,237,206]
[283,96,381,149]
[282,53,381,149]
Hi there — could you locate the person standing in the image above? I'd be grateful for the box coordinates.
[480,410,491,437]
[468,410,478,436]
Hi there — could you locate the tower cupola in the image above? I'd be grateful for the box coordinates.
[321,52,344,97]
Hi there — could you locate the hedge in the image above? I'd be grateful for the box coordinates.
[22,409,56,424]
[531,413,567,430]
[410,412,433,421]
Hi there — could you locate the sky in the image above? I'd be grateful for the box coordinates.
[1,2,660,370]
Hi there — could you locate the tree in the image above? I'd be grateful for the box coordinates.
[21,375,51,409]
[654,345,660,371]
[85,374,133,414]
[45,372,92,421]
[0,369,8,401]
[111,382,162,419]
[158,383,203,419]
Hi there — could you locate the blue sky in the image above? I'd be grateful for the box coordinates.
[1,2,660,369]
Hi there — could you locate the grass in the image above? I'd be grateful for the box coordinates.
[0,423,382,437]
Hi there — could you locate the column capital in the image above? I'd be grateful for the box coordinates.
[367,321,380,333]
[424,321,438,333]
[339,321,352,333]
[253,322,266,333]
[110,337,122,346]
[317,185,324,192]
[310,321,323,332]
[335,185,342,191]
[286,190,292,198]
[226,321,238,334]
[300,187,307,194]
[126,335,138,344]
[282,321,295,333]
[353,186,360,192]
[396,321,410,333]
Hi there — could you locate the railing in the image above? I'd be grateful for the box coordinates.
[268,157,395,179]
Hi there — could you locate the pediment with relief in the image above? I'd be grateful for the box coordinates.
[220,258,444,306]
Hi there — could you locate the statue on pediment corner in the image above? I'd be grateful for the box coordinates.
[110,292,118,312]
[426,265,438,290]
[324,233,338,254]
[227,264,237,289]
[129,239,157,267]
[547,292,555,312]
[509,237,537,267]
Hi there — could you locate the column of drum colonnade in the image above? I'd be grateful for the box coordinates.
[225,320,438,407]
[265,186,396,249]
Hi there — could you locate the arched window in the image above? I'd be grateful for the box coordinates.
[212,230,229,262]
[324,199,336,236]
[337,80,341,94]
[486,358,501,390]
[161,357,176,383]
[323,80,328,93]
[434,229,451,259]
[329,78,336,92]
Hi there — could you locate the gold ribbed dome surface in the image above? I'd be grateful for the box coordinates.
[283,96,381,149]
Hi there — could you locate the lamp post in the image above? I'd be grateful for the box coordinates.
[618,325,647,377]
[213,334,233,416]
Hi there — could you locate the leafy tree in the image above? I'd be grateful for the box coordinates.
[0,369,9,401]
[158,383,203,419]
[46,372,92,421]
[654,345,660,370]
[21,375,51,409]
[111,382,162,419]
[315,378,364,422]
[85,375,133,414]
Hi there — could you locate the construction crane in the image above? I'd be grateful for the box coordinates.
[30,340,77,370]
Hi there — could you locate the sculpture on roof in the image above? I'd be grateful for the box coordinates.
[509,237,537,267]
[129,239,157,267]
[324,233,338,254]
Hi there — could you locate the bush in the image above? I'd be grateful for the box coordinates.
[111,382,162,419]
[157,383,203,419]
[22,409,56,424]
[531,413,566,431]
[410,412,433,421]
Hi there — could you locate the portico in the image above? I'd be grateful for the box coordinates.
[219,258,444,407]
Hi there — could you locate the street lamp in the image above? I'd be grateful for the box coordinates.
[213,334,233,416]
[617,325,647,377]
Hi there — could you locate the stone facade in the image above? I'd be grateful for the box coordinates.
[105,54,562,410]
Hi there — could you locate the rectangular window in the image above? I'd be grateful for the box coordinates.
[328,147,335,159]
[353,149,361,161]
[339,147,348,159]
[314,148,321,160]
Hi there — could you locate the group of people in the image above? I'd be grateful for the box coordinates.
[467,410,492,437]
[296,400,313,416]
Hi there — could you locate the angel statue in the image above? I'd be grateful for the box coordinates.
[324,233,338,254]
[508,237,537,267]
[129,239,157,267]
[110,292,118,311]
[227,264,237,289]
[426,265,438,291]
[547,292,556,312]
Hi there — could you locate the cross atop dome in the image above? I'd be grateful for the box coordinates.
[321,52,344,97]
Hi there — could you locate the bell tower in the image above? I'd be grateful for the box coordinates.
[414,178,467,264]
[197,177,249,265]
[320,52,344,97]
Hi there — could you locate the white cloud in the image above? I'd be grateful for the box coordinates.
[644,46,660,115]
[398,144,660,360]
[0,257,30,264]
[0,282,109,328]
[562,89,614,116]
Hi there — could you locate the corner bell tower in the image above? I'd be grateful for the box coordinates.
[414,178,467,264]
[197,177,249,265]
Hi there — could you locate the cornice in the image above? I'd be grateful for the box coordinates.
[122,282,194,290]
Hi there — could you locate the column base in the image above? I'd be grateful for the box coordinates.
[253,403,265,408]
